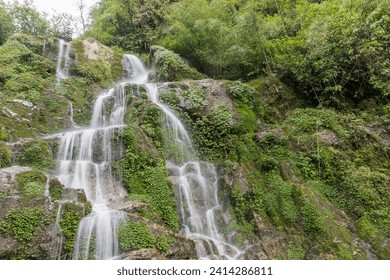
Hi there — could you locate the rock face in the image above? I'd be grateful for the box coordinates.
[0,166,90,259]
[150,45,205,82]
[82,38,114,61]
[118,200,197,260]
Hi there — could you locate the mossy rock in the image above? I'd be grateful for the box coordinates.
[48,177,63,201]
[150,45,204,82]
[0,207,49,243]
[0,141,11,168]
[114,128,179,231]
[9,34,47,56]
[118,221,155,251]
[16,140,54,170]
[55,77,93,126]
[71,38,122,87]
[15,171,47,198]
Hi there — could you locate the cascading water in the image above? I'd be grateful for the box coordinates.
[146,84,243,259]
[56,39,71,81]
[55,53,147,259]
[54,39,241,259]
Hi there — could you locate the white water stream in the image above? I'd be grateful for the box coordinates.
[146,83,243,259]
[55,39,241,259]
[55,49,147,259]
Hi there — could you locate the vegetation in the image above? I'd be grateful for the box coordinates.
[0,207,49,242]
[118,221,155,251]
[16,171,47,197]
[114,128,179,231]
[0,0,388,260]
[0,141,11,168]
[59,207,83,254]
[16,140,54,171]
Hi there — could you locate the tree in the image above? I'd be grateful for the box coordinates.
[9,0,49,36]
[77,0,88,34]
[49,12,75,41]
[88,0,170,52]
[0,1,13,44]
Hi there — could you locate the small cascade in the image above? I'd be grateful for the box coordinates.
[56,39,71,81]
[54,56,147,260]
[67,101,79,128]
[145,84,243,259]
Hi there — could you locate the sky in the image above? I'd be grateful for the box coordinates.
[6,0,98,17]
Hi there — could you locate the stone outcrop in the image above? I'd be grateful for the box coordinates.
[0,166,91,259]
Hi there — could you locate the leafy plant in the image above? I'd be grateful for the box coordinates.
[118,221,155,251]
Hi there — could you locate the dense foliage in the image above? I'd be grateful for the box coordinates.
[87,0,389,106]
[0,0,389,260]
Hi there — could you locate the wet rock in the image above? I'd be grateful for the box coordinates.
[314,129,339,146]
[278,161,301,184]
[124,248,166,260]
[165,235,197,260]
[254,127,285,143]
[238,245,268,260]
[253,213,288,259]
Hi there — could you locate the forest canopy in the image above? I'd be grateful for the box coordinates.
[81,0,390,107]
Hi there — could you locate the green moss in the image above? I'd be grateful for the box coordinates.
[0,141,11,168]
[159,90,180,107]
[150,45,204,82]
[114,128,179,231]
[0,207,48,242]
[16,171,47,197]
[59,208,83,254]
[233,104,258,134]
[301,203,325,240]
[118,221,155,251]
[16,140,54,170]
[56,77,93,125]
[183,87,207,114]
[155,234,174,253]
[49,178,63,201]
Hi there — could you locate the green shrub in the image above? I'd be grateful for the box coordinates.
[227,81,256,107]
[155,235,174,253]
[16,140,54,170]
[301,203,324,239]
[115,128,179,231]
[118,221,155,251]
[0,207,47,242]
[194,105,233,160]
[159,90,180,107]
[0,141,11,168]
[150,45,204,82]
[183,87,207,114]
[16,170,47,197]
[60,210,83,252]
[285,108,349,138]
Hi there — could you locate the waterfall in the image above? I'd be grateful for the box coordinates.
[54,41,241,259]
[54,53,148,259]
[123,56,242,259]
[56,39,71,81]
